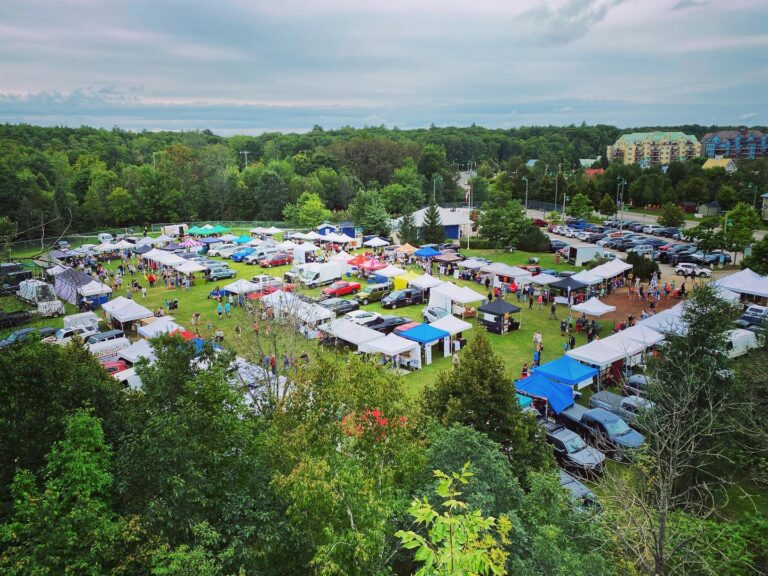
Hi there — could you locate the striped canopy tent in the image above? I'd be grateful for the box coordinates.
[179,238,202,248]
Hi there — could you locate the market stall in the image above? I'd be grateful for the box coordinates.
[429,314,472,355]
[101,296,153,330]
[400,323,450,365]
[515,372,575,416]
[533,355,598,390]
[477,298,522,334]
[137,316,185,338]
[359,332,422,371]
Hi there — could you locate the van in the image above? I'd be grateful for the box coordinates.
[63,312,101,332]
[244,246,279,264]
[725,329,759,359]
[354,283,390,305]
[89,337,131,362]
[97,233,115,243]
[87,329,125,346]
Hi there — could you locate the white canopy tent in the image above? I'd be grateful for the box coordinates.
[119,339,157,364]
[320,318,385,346]
[136,236,158,246]
[637,304,686,334]
[408,274,444,290]
[294,243,321,263]
[261,290,301,317]
[458,259,487,270]
[571,297,616,317]
[714,268,768,298]
[80,279,113,299]
[322,232,345,243]
[376,264,407,278]
[303,231,323,241]
[428,282,484,311]
[566,339,631,369]
[175,261,207,275]
[102,296,153,325]
[329,250,352,262]
[250,227,266,234]
[219,233,238,242]
[713,285,741,303]
[223,279,259,295]
[429,314,472,336]
[45,264,68,276]
[295,302,334,325]
[590,259,633,279]
[481,262,533,280]
[336,233,356,244]
[154,234,174,244]
[530,273,560,286]
[359,332,422,370]
[278,240,298,251]
[571,270,603,286]
[137,316,185,338]
[364,237,389,247]
[264,226,283,235]
[95,241,118,252]
[113,239,134,249]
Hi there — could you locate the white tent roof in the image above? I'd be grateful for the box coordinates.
[265,226,282,235]
[102,296,153,323]
[530,273,560,286]
[637,305,686,334]
[571,270,603,286]
[590,259,633,279]
[571,297,616,317]
[137,316,185,338]
[95,242,117,252]
[295,302,334,324]
[364,237,389,247]
[376,264,407,278]
[295,243,320,255]
[223,279,259,294]
[429,314,473,336]
[79,279,113,296]
[408,274,445,290]
[219,234,238,242]
[410,206,471,227]
[158,253,187,267]
[303,231,323,241]
[335,233,355,243]
[261,290,300,316]
[175,261,207,275]
[142,248,166,261]
[154,234,174,243]
[480,262,532,279]
[329,250,351,262]
[321,318,384,346]
[250,227,266,234]
[613,324,665,348]
[456,286,486,304]
[713,285,741,303]
[714,268,768,298]
[458,259,487,270]
[136,236,158,246]
[566,340,630,368]
[119,339,156,364]
[359,332,420,356]
[278,240,298,250]
[46,264,68,276]
[322,232,344,243]
[113,239,134,249]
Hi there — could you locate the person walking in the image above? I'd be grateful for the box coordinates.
[224,301,231,318]
[549,302,557,320]
[529,291,535,309]
[569,334,576,350]
[141,286,147,299]
[560,320,567,337]
[216,302,223,319]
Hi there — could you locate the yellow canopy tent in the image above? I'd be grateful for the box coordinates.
[393,270,421,290]
[395,243,416,254]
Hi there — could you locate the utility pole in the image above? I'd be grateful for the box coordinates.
[522,176,529,212]
[240,150,250,169]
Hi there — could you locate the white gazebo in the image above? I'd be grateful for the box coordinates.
[118,339,157,365]
[570,270,603,286]
[223,279,259,295]
[364,237,389,247]
[101,296,153,328]
[175,261,207,275]
[137,316,185,338]
[429,314,473,355]
[376,264,407,278]
[359,332,422,370]
[571,297,616,317]
[320,318,384,347]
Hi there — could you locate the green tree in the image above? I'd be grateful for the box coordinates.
[381,183,424,216]
[423,331,550,481]
[396,464,511,576]
[282,191,331,228]
[599,193,617,216]
[722,202,761,263]
[479,196,529,248]
[741,237,768,275]
[657,202,686,228]
[348,188,391,235]
[256,169,289,220]
[469,176,490,204]
[418,143,447,181]
[686,217,724,258]
[0,411,124,576]
[716,185,738,211]
[398,211,419,245]
[517,225,551,252]
[106,186,137,226]
[422,198,445,244]
[566,192,593,220]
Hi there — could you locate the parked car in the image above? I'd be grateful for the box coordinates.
[626,244,654,255]
[215,246,243,258]
[549,240,568,252]
[208,267,237,281]
[556,405,645,461]
[321,281,361,298]
[381,288,423,309]
[623,374,650,397]
[559,470,602,511]
[231,247,256,262]
[367,315,412,334]
[354,283,390,305]
[103,360,129,375]
[319,297,360,316]
[659,227,680,238]
[45,325,100,345]
[86,329,125,346]
[642,224,665,235]
[259,252,293,268]
[0,309,32,329]
[532,218,548,227]
[589,392,654,426]
[540,420,605,474]
[675,263,712,278]
[422,306,450,324]
[207,243,238,256]
[343,310,383,326]
[736,304,768,329]
[0,326,57,349]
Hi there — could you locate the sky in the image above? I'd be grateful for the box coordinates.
[0,0,766,134]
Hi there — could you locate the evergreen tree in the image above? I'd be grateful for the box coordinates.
[422,198,445,244]
[398,211,419,245]
[657,202,686,228]
[348,188,391,235]
[599,193,617,216]
[423,331,551,482]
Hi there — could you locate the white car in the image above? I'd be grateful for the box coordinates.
[44,325,99,345]
[675,263,712,278]
[553,225,568,235]
[208,243,238,257]
[251,274,282,291]
[642,224,664,235]
[596,238,612,247]
[576,231,590,241]
[603,251,618,260]
[343,310,383,326]
[627,244,654,255]
[564,228,577,238]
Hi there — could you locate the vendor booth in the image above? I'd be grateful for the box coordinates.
[320,318,384,348]
[549,276,588,305]
[533,355,598,390]
[101,296,153,330]
[223,279,260,295]
[137,316,185,338]
[515,372,575,416]
[529,273,560,286]
[477,299,521,334]
[359,332,422,371]
[53,268,112,306]
[428,282,484,319]
[364,237,389,248]
[570,270,603,286]
[429,314,472,355]
[414,247,441,258]
[571,297,615,317]
[714,268,768,300]
[400,323,450,365]
[118,339,157,365]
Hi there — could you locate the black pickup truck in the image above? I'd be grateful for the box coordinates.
[0,309,32,330]
[556,404,645,461]
[539,419,605,474]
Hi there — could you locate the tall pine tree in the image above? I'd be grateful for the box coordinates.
[398,212,419,245]
[421,199,444,244]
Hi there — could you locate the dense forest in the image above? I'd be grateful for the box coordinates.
[1,123,766,239]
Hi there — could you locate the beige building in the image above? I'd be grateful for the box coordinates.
[607,131,698,167]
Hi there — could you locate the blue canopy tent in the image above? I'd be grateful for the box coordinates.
[235,234,252,244]
[199,237,226,245]
[534,356,598,390]
[515,372,574,415]
[516,394,533,409]
[400,323,450,366]
[414,247,441,258]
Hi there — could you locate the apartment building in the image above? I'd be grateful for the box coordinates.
[606,131,698,166]
[700,129,768,160]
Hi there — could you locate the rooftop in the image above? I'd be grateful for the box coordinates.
[616,131,697,145]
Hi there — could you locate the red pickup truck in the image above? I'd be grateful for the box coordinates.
[321,281,361,298]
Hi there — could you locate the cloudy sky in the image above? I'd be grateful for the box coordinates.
[0,0,765,133]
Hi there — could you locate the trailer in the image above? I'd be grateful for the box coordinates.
[16,279,65,317]
[567,244,604,266]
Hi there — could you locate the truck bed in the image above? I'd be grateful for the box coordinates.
[589,391,623,411]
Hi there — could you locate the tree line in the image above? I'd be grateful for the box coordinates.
[1,123,766,240]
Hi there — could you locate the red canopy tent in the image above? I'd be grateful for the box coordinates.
[360,258,386,271]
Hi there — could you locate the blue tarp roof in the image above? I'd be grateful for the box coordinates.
[414,247,441,258]
[400,323,450,344]
[534,356,598,387]
[235,234,252,244]
[199,237,226,244]
[515,372,574,415]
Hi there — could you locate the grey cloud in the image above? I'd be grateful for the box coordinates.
[671,0,707,10]
[523,0,627,45]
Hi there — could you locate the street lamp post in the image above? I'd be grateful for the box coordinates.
[522,176,529,211]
